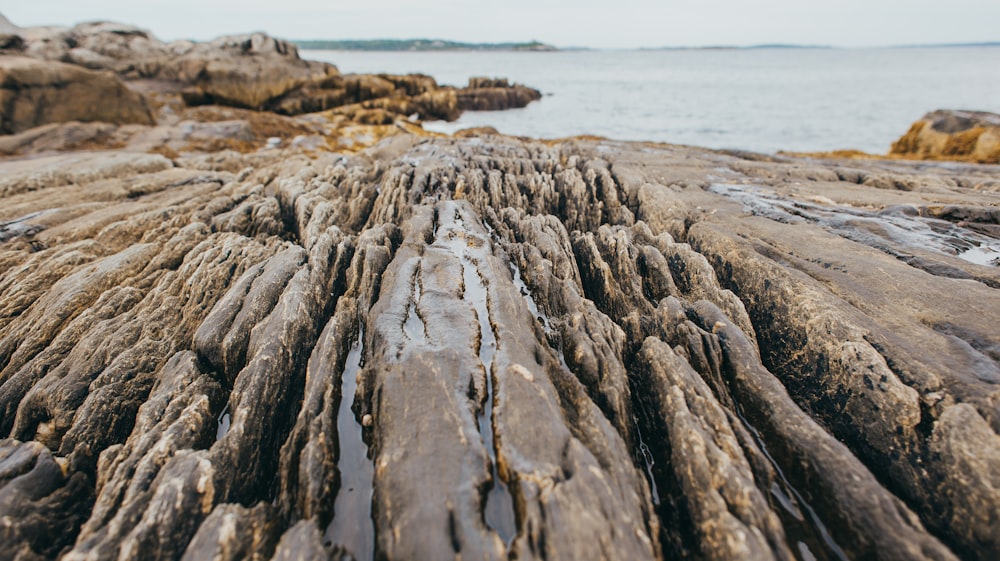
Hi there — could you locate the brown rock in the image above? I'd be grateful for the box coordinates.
[0,439,92,560]
[457,77,542,112]
[269,520,349,561]
[0,34,22,50]
[890,109,1000,164]
[180,503,281,561]
[3,13,542,131]
[2,126,998,561]
[636,337,794,561]
[361,201,660,560]
[170,33,339,110]
[0,56,154,134]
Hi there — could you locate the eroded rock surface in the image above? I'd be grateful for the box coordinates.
[0,131,998,561]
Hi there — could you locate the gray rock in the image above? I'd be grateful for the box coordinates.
[1,131,997,561]
[180,503,280,561]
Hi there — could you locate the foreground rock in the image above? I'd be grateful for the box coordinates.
[1,128,997,561]
[891,109,1000,164]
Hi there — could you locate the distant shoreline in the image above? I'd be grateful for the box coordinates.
[294,40,999,52]
[642,41,1000,50]
[292,39,557,52]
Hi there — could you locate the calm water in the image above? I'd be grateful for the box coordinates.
[305,48,1000,154]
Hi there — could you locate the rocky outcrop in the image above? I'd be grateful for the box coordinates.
[270,73,461,121]
[169,33,339,110]
[3,17,332,91]
[457,77,543,112]
[0,14,996,559]
[891,109,1000,164]
[1,18,339,111]
[0,17,477,158]
[272,74,541,121]
[0,56,154,134]
[1,128,998,561]
[1,14,541,124]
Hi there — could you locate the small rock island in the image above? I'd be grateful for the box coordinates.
[0,13,998,561]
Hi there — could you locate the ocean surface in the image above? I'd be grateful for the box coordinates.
[304,47,1000,154]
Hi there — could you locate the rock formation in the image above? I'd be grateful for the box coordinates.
[1,12,998,561]
[0,14,20,50]
[1,123,998,560]
[891,109,1000,164]
[457,77,543,112]
[0,56,154,134]
[0,15,540,121]
[0,10,540,161]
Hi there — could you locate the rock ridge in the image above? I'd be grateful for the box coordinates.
[1,131,997,560]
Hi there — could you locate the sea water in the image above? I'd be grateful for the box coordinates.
[304,47,1000,154]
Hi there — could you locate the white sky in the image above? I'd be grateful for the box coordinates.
[4,1,999,49]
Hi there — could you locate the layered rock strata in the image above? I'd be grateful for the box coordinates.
[0,15,541,125]
[1,131,997,561]
[0,56,154,134]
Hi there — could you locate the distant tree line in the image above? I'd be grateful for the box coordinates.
[292,39,556,51]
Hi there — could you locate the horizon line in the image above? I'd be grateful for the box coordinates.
[291,38,1000,52]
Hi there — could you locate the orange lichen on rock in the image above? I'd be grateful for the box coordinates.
[180,105,318,140]
[779,149,887,161]
[890,110,1000,164]
[941,126,985,157]
[890,121,928,156]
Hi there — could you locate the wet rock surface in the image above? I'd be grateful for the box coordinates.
[0,128,998,561]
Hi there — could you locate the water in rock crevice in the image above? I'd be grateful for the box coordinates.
[215,404,230,441]
[508,259,553,336]
[324,324,375,561]
[735,409,849,561]
[634,422,660,507]
[402,264,426,343]
[709,183,1000,269]
[434,205,517,545]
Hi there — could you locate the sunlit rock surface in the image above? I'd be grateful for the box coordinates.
[1,131,998,561]
[891,109,1000,164]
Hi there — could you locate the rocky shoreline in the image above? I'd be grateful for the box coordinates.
[2,13,999,561]
[0,14,540,155]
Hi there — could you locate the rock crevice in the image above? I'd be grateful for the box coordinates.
[1,129,997,561]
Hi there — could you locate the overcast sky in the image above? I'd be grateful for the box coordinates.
[5,1,1000,49]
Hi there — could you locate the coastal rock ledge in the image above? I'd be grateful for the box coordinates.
[1,129,998,561]
[0,13,541,130]
[0,12,999,561]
